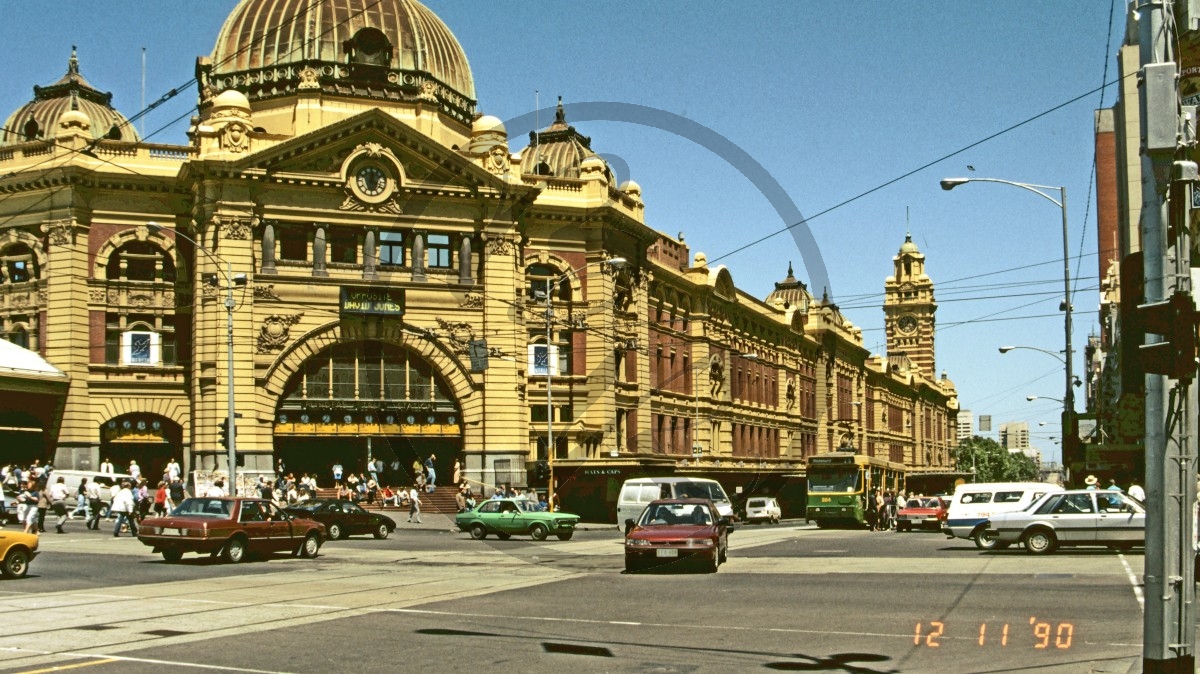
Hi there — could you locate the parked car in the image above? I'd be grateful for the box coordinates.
[743,497,782,524]
[0,530,38,578]
[896,496,949,532]
[983,489,1145,554]
[624,498,732,573]
[284,499,395,540]
[137,497,325,563]
[455,498,578,541]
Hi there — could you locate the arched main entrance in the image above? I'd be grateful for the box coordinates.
[273,340,462,489]
[99,414,182,481]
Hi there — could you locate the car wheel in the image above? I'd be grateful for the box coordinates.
[496,532,512,540]
[1024,528,1058,555]
[973,527,1000,551]
[625,557,641,573]
[222,537,247,563]
[300,532,321,558]
[470,523,487,540]
[373,523,390,540]
[704,551,719,573]
[161,549,183,562]
[556,532,573,541]
[2,549,29,578]
[718,543,727,564]
[529,523,548,541]
[327,523,344,541]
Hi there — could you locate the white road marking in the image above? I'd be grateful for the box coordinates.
[1,648,285,673]
[1118,553,1145,610]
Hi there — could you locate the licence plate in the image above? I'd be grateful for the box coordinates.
[656,548,678,558]
[161,528,182,536]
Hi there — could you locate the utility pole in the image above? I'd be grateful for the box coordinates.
[1137,1,1199,671]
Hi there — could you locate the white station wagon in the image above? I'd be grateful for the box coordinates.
[983,489,1145,554]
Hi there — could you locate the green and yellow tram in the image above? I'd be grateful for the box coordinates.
[806,451,905,527]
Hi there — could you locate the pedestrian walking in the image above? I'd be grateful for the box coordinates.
[36,483,51,533]
[111,481,138,537]
[407,485,422,523]
[168,477,186,511]
[452,459,462,487]
[85,478,104,530]
[424,454,437,491]
[17,479,38,534]
[153,482,169,516]
[70,478,90,521]
[49,476,70,534]
[1128,482,1145,502]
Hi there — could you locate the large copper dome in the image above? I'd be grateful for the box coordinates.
[1,49,139,147]
[207,0,475,119]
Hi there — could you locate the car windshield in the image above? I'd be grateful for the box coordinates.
[638,503,712,526]
[171,498,232,518]
[288,501,322,512]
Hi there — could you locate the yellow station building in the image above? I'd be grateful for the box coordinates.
[0,0,957,520]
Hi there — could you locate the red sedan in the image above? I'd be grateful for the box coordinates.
[138,497,325,563]
[896,496,949,532]
[624,498,732,573]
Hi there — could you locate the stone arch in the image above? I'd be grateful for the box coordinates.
[262,319,481,422]
[92,225,181,279]
[95,397,191,440]
[0,229,47,276]
[524,251,584,298]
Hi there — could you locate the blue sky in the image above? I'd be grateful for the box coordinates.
[0,1,1122,462]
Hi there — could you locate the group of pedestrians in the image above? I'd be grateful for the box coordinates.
[865,489,912,531]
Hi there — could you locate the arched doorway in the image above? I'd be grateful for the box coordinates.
[273,340,462,489]
[99,414,182,482]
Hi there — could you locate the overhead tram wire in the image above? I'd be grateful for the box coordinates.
[705,74,1129,267]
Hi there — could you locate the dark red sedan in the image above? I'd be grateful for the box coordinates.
[624,498,733,573]
[138,497,325,563]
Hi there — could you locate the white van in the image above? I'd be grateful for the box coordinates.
[50,470,135,512]
[617,477,734,527]
[943,482,1064,550]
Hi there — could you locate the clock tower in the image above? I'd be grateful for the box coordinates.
[884,234,937,375]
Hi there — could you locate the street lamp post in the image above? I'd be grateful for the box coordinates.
[147,222,245,493]
[942,177,1077,479]
[539,257,626,511]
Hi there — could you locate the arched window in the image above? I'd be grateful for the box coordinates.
[105,314,175,366]
[0,243,37,283]
[7,325,29,349]
[525,263,570,301]
[345,27,393,67]
[106,241,176,282]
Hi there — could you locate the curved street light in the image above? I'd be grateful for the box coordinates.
[999,345,1066,364]
[1027,395,1064,404]
[942,176,1077,478]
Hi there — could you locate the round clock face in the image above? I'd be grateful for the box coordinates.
[898,315,917,334]
[356,165,387,197]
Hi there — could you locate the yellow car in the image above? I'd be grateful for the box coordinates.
[0,530,38,578]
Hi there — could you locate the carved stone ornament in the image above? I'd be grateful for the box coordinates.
[785,377,796,408]
[298,66,320,90]
[202,284,218,299]
[340,193,402,214]
[107,289,120,304]
[434,317,476,355]
[485,145,508,175]
[220,121,250,153]
[221,217,252,241]
[418,80,438,102]
[42,220,72,247]
[485,237,513,257]
[257,313,304,354]
[129,294,152,308]
[459,293,485,308]
[254,284,281,301]
[89,288,106,304]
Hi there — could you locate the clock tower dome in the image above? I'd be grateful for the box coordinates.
[884,234,937,375]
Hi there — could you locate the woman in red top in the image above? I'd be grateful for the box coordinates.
[153,481,169,516]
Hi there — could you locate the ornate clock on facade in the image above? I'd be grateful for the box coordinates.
[348,162,394,204]
[897,314,917,334]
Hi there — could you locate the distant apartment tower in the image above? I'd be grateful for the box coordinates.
[999,422,1030,451]
[957,410,974,440]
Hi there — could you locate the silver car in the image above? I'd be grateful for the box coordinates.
[984,489,1145,554]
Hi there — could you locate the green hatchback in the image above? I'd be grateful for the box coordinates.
[455,498,579,541]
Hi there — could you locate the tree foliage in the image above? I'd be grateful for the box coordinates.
[952,436,1040,483]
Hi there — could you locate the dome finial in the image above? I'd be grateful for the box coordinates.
[555,95,566,125]
[69,46,79,77]
[786,261,794,279]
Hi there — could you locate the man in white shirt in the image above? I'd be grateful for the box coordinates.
[205,480,227,498]
[48,476,70,534]
[99,458,114,474]
[85,479,104,530]
[407,486,421,523]
[166,459,181,483]
[111,481,137,537]
[128,461,141,480]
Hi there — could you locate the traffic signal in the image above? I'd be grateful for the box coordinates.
[534,460,549,482]
[1138,291,1199,380]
